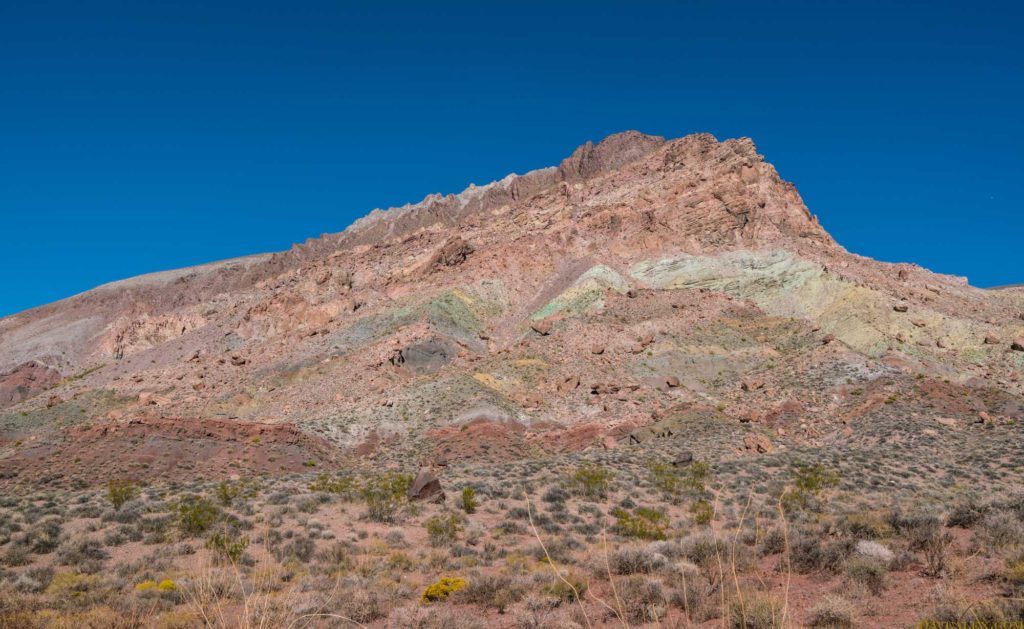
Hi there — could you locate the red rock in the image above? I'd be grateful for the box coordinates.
[743,433,773,453]
[590,345,605,355]
[408,470,444,502]
[531,320,552,336]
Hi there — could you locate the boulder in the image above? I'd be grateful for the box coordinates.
[531,320,552,336]
[590,345,605,355]
[408,470,445,502]
[743,433,773,453]
[671,451,694,467]
[935,417,958,428]
[893,304,909,313]
[984,334,1000,345]
[1012,339,1024,352]
[665,376,680,388]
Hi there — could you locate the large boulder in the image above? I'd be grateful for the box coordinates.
[408,469,445,503]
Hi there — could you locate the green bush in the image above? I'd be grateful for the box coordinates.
[206,530,249,563]
[173,495,220,536]
[460,487,478,514]
[690,499,714,525]
[612,506,668,540]
[310,473,359,499]
[567,463,613,499]
[425,512,463,547]
[107,480,138,511]
[782,463,840,513]
[846,558,886,595]
[361,471,413,523]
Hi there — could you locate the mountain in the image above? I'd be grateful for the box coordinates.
[2,132,1024,627]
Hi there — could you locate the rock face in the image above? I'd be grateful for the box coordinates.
[0,129,1022,487]
[0,361,61,409]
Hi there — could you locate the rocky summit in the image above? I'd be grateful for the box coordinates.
[2,132,1024,627]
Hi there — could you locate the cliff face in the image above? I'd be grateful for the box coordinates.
[1,130,1023,482]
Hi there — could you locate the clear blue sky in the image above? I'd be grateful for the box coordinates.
[1,1,1021,316]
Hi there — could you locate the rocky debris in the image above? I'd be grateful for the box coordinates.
[978,411,993,424]
[1012,339,1024,352]
[0,361,62,409]
[408,469,445,502]
[935,417,958,428]
[429,236,474,269]
[741,377,765,392]
[230,355,247,366]
[671,452,694,467]
[743,433,773,453]
[602,436,617,450]
[912,320,927,328]
[821,334,836,345]
[665,376,680,388]
[984,334,1000,345]
[46,395,61,408]
[557,375,581,393]
[400,338,456,374]
[531,319,553,336]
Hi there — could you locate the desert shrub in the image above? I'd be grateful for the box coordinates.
[333,576,399,623]
[612,507,668,541]
[782,463,840,513]
[315,541,354,573]
[889,509,943,551]
[666,563,708,620]
[214,483,241,508]
[760,527,786,556]
[947,496,991,528]
[425,512,463,547]
[460,487,478,514]
[542,486,569,504]
[845,558,886,595]
[172,495,220,537]
[690,499,714,525]
[421,576,466,603]
[273,534,315,563]
[610,547,668,575]
[361,471,412,523]
[789,531,825,573]
[617,575,666,623]
[840,510,893,540]
[23,515,62,555]
[107,479,138,510]
[206,530,249,564]
[566,463,613,499]
[854,540,895,565]
[12,566,55,593]
[729,593,784,629]
[545,571,589,603]
[56,536,109,571]
[456,572,525,611]
[649,462,683,495]
[309,473,359,498]
[809,595,856,628]
[975,512,1024,553]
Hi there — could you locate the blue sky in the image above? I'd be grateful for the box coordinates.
[1,1,1021,316]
